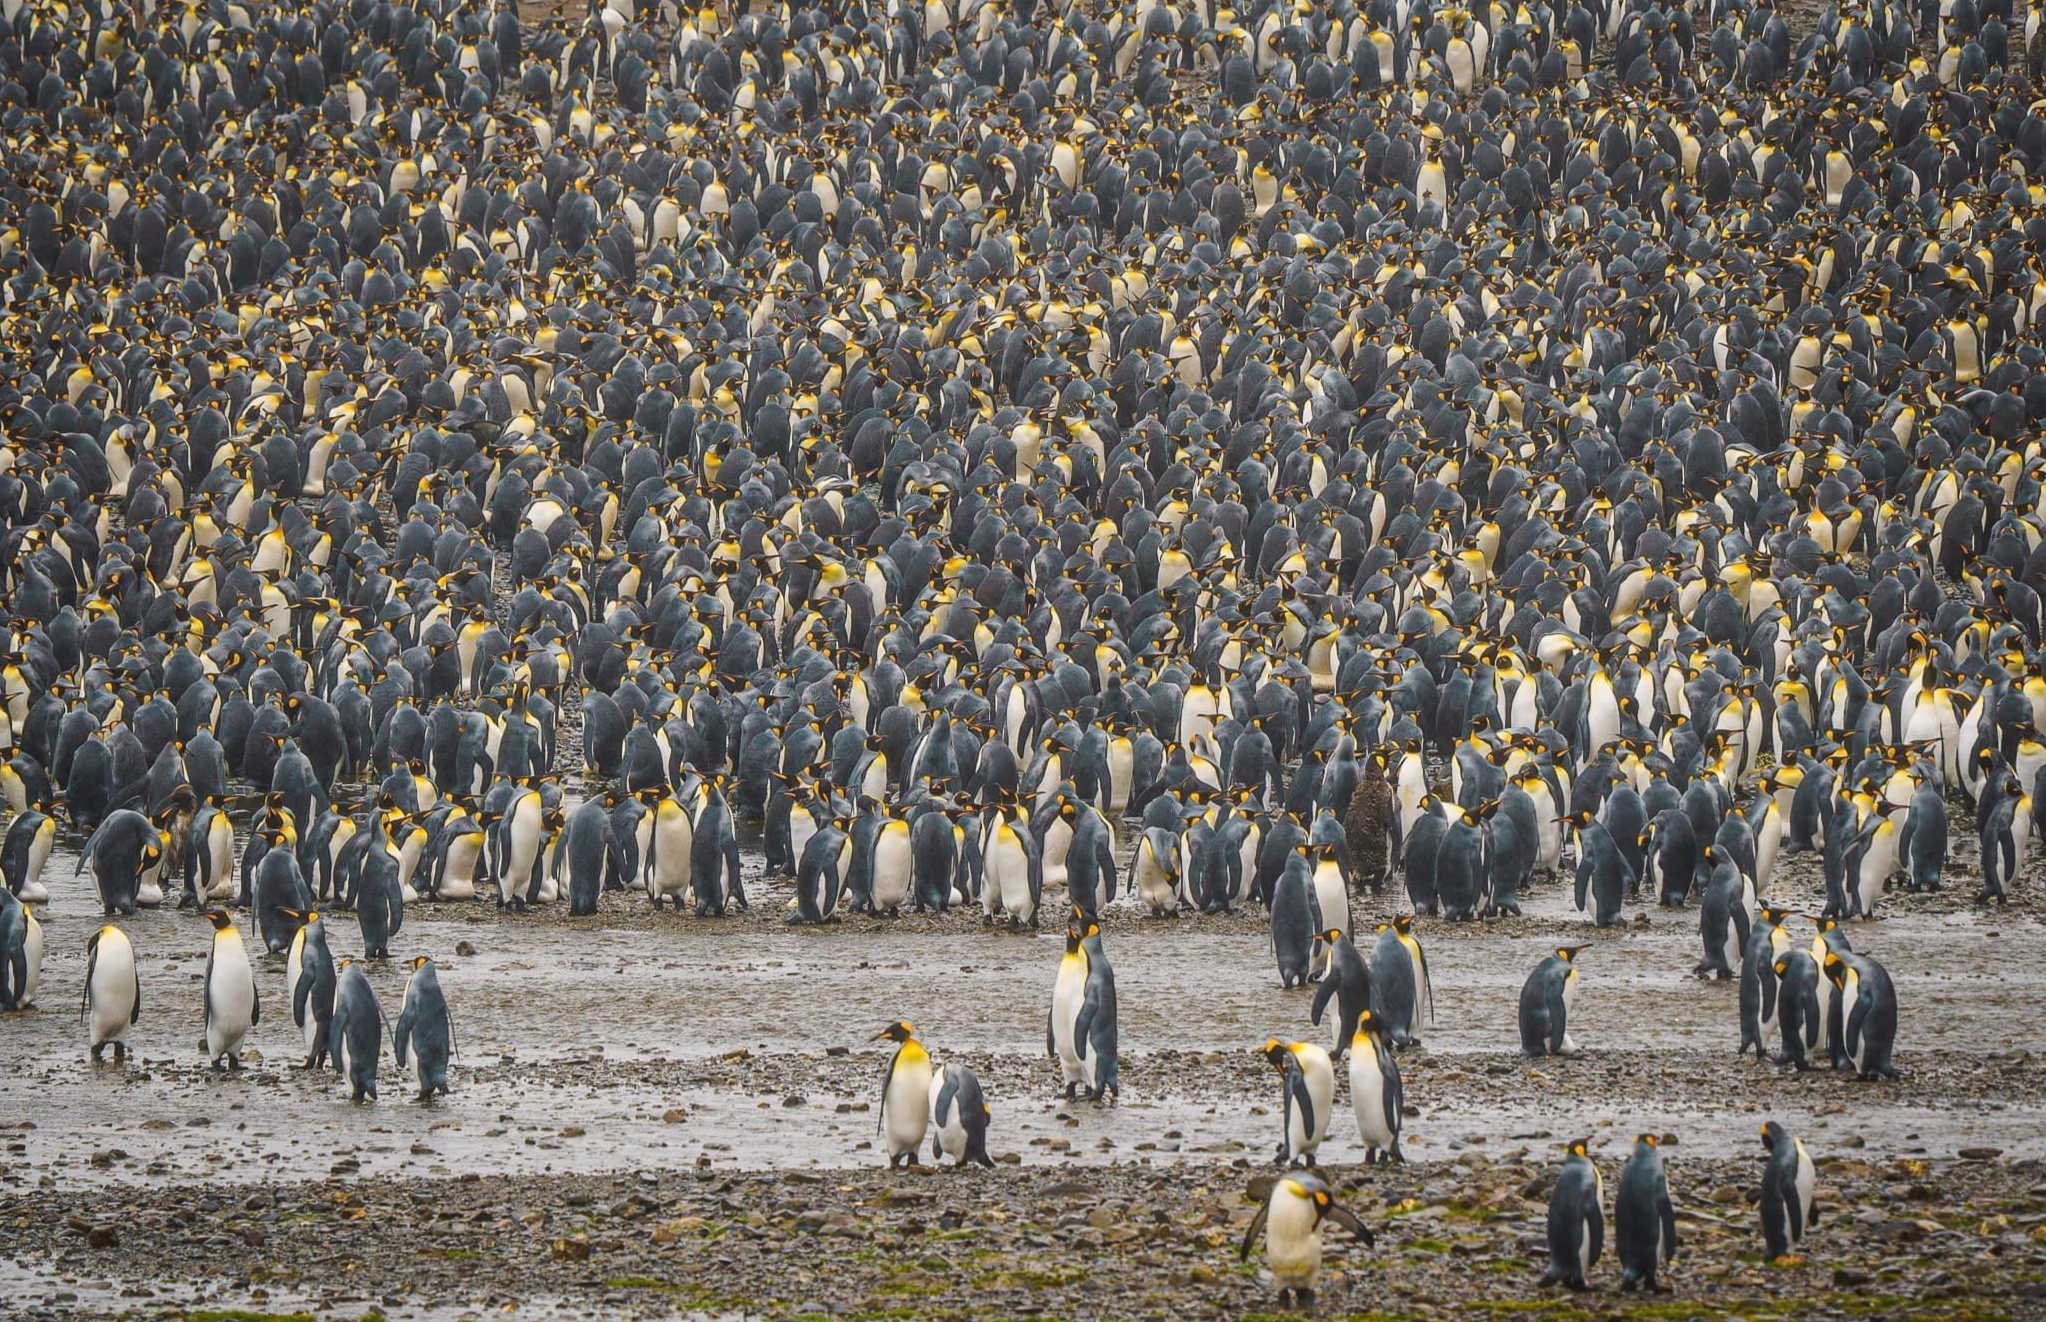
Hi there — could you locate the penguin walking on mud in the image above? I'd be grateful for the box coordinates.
[395,956,456,1102]
[82,925,140,1061]
[286,910,338,1069]
[1309,927,1372,1058]
[200,910,258,1071]
[1369,917,1433,1048]
[1048,910,1118,1103]
[0,887,37,1011]
[876,1021,932,1167]
[330,959,385,1102]
[1348,1010,1404,1164]
[1520,945,1587,1057]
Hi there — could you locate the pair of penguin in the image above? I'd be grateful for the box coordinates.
[874,1021,991,1168]
[1542,1136,1676,1293]
[1261,1008,1404,1169]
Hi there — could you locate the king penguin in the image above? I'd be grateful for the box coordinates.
[82,924,140,1061]
[200,909,258,1070]
[1238,1175,1375,1310]
[875,1020,932,1167]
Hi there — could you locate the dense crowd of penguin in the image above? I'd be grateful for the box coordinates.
[0,0,2036,1301]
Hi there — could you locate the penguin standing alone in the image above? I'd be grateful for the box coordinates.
[1520,945,1587,1057]
[82,925,139,1060]
[200,909,258,1070]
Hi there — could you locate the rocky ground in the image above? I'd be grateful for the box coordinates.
[2,1153,2043,1321]
[0,789,2042,1320]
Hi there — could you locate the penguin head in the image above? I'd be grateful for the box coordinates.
[1635,1133,1660,1151]
[1556,943,1588,962]
[1393,915,1414,935]
[1822,953,1847,984]
[1320,927,1344,944]
[1566,1139,1592,1159]
[1354,1009,1377,1036]
[874,1021,916,1043]
[204,909,234,932]
[1772,957,1791,978]
[411,956,433,971]
[1257,1039,1294,1071]
[1760,1121,1786,1151]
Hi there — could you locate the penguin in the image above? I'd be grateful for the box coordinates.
[1739,906,1795,1059]
[355,842,404,960]
[1131,824,1181,916]
[1309,926,1372,1059]
[1260,1039,1336,1167]
[1520,944,1586,1057]
[1368,916,1434,1048]
[1238,1175,1375,1310]
[874,1021,931,1167]
[394,955,455,1102]
[642,789,696,908]
[286,910,338,1069]
[82,924,140,1061]
[982,805,1043,928]
[1825,952,1900,1080]
[560,799,619,916]
[1347,1009,1404,1164]
[253,839,314,955]
[1696,847,1753,980]
[1541,1140,1605,1290]
[792,818,852,924]
[1759,1121,1819,1261]
[1569,809,1633,927]
[1614,1135,1678,1293]
[864,811,917,915]
[1048,910,1118,1103]
[0,887,36,1011]
[1,808,56,902]
[929,1060,993,1168]
[1769,949,1824,1071]
[200,909,258,1070]
[488,787,548,912]
[1307,843,1351,966]
[1269,849,1319,989]
[186,802,237,906]
[329,959,384,1102]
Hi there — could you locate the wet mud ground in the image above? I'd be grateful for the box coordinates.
[0,773,2043,1320]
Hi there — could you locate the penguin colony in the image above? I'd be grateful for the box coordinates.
[0,0,2036,1304]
